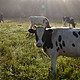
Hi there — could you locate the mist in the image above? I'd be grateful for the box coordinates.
[0,0,80,20]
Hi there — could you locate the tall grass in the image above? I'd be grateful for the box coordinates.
[0,20,80,80]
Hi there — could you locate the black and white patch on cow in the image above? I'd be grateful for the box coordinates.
[73,31,78,38]
[62,41,65,47]
[62,16,76,28]
[28,27,80,76]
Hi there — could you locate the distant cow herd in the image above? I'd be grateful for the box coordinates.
[29,16,76,29]
[28,16,79,77]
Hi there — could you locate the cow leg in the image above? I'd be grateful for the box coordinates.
[51,53,58,76]
[64,21,66,27]
[69,23,70,27]
[2,19,4,23]
[30,24,33,29]
[30,23,34,29]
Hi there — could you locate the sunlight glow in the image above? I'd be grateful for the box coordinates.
[63,0,66,2]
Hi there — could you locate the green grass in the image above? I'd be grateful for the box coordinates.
[0,20,80,80]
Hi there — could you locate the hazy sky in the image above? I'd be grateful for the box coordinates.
[0,0,80,20]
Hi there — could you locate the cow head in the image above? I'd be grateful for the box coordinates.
[72,23,76,28]
[28,26,53,48]
[43,18,50,28]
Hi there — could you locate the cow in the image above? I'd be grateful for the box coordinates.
[28,26,80,76]
[29,16,50,29]
[62,16,76,28]
[0,13,4,23]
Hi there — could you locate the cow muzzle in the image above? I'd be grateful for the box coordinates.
[36,43,42,47]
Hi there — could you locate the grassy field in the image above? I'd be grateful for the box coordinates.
[0,19,80,80]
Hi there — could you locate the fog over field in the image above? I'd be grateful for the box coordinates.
[0,0,80,20]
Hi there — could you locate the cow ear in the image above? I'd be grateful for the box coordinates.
[46,29,53,33]
[28,29,36,33]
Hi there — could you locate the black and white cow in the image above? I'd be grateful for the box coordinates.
[29,16,50,29]
[62,16,76,28]
[28,27,80,76]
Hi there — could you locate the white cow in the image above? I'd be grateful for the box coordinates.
[29,16,50,29]
[28,27,80,76]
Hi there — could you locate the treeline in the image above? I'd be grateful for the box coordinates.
[0,0,80,20]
